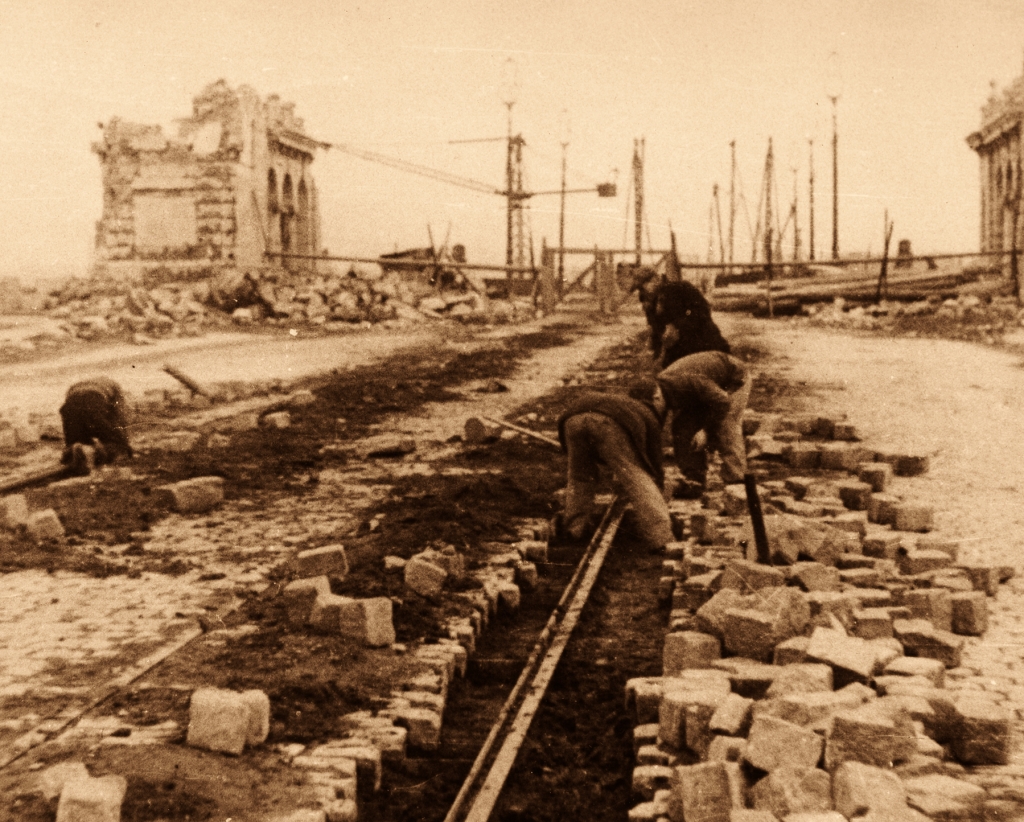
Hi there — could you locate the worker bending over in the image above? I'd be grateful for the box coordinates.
[656,350,750,498]
[555,386,673,552]
[60,377,134,466]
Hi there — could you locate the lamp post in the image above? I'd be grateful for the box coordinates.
[826,52,842,261]
[558,109,571,293]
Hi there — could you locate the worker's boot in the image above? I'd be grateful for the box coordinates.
[68,443,96,477]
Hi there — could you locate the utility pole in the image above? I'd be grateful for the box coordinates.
[808,138,815,261]
[729,140,736,274]
[764,138,775,318]
[830,95,839,260]
[792,164,800,263]
[633,138,645,265]
[558,111,570,292]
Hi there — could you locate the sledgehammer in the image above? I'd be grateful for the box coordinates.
[464,415,561,448]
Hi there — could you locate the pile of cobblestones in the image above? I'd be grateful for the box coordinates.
[627,410,1021,822]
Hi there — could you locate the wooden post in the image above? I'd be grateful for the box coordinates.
[595,251,619,317]
[876,210,894,304]
[537,242,559,314]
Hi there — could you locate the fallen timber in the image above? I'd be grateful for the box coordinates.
[710,265,979,313]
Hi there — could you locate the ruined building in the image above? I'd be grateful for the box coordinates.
[92,80,326,282]
[967,73,1024,255]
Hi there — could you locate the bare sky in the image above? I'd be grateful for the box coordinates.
[1,0,1022,283]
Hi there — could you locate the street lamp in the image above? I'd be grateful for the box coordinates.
[558,109,571,292]
[826,51,842,261]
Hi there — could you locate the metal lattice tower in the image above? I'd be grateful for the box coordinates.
[507,134,528,272]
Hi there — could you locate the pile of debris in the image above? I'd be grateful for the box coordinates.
[27,265,533,350]
[627,410,1019,821]
[797,293,1024,346]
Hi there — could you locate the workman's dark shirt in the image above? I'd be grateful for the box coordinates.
[556,391,665,487]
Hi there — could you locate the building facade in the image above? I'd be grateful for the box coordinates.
[967,76,1024,256]
[92,80,325,282]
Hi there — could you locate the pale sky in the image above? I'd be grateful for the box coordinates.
[1,0,1022,283]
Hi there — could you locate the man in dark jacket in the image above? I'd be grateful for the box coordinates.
[656,350,750,495]
[645,280,731,368]
[59,377,134,466]
[556,387,672,551]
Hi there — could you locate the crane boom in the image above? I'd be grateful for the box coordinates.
[331,142,502,196]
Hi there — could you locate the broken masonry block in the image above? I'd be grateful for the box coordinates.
[837,480,873,511]
[404,554,447,598]
[951,696,1013,765]
[831,761,908,819]
[56,774,128,822]
[281,576,331,626]
[658,687,725,750]
[187,687,256,755]
[857,462,893,493]
[892,503,934,533]
[744,715,824,773]
[905,589,952,632]
[663,631,721,676]
[749,765,832,818]
[669,762,734,822]
[295,544,349,579]
[0,493,28,531]
[950,591,988,636]
[26,509,64,542]
[155,476,225,514]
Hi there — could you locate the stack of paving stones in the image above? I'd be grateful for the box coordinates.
[628,411,1023,822]
[267,523,545,822]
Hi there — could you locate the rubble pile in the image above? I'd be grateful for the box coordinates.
[628,410,1020,822]
[26,266,533,351]
[799,294,1024,346]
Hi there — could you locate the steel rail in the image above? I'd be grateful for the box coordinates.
[444,495,626,822]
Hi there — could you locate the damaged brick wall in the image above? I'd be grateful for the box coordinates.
[92,80,324,284]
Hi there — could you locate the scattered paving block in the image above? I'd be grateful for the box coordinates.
[56,774,128,822]
[722,588,810,663]
[819,443,872,471]
[26,508,64,541]
[905,588,952,631]
[893,619,965,668]
[892,504,934,533]
[958,562,1000,596]
[295,544,349,579]
[669,762,734,822]
[36,762,91,801]
[311,595,396,647]
[719,559,786,592]
[729,811,779,822]
[707,735,747,763]
[891,454,931,477]
[709,692,754,736]
[626,678,664,725]
[833,422,859,441]
[883,656,945,687]
[773,636,809,666]
[694,589,749,638]
[857,462,892,493]
[868,493,900,525]
[951,696,1012,765]
[155,476,225,514]
[761,683,874,731]
[791,562,841,593]
[851,608,893,640]
[404,554,447,598]
[804,627,878,686]
[658,688,725,750]
[663,631,721,675]
[898,549,950,575]
[242,690,271,746]
[0,494,28,531]
[749,765,832,818]
[914,535,960,561]
[825,701,916,770]
[839,567,881,588]
[392,706,442,750]
[949,591,987,635]
[828,512,868,537]
[903,774,986,820]
[785,442,822,469]
[837,480,873,511]
[745,715,823,773]
[764,664,833,698]
[633,764,674,801]
[862,531,902,560]
[262,410,292,429]
[187,687,252,754]
[633,723,660,755]
[832,761,908,819]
